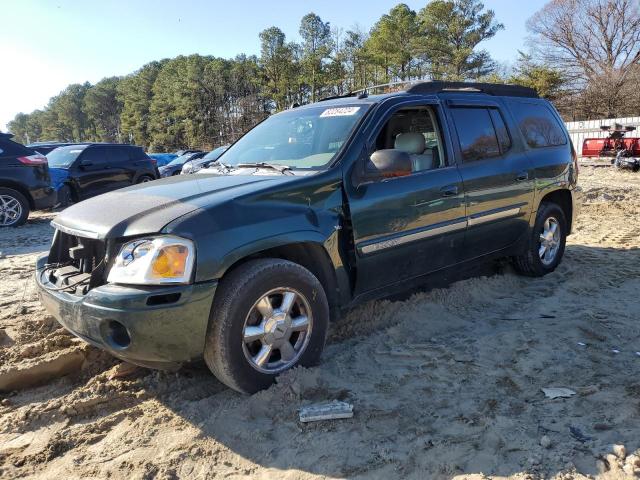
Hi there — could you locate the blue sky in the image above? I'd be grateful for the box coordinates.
[1,0,546,131]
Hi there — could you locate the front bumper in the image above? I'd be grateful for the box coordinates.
[32,186,57,210]
[35,254,216,369]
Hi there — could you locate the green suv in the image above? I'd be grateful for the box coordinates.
[36,82,581,393]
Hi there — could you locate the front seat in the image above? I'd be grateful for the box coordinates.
[394,132,435,172]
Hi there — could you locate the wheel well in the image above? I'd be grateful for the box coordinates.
[0,181,34,209]
[224,242,341,320]
[62,182,80,202]
[540,189,573,232]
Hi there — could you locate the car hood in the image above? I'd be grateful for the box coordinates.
[48,167,70,191]
[51,173,300,240]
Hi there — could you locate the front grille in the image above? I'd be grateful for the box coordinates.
[44,230,108,295]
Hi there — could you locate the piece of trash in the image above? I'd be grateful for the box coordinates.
[541,387,576,399]
[299,400,353,423]
[635,352,640,357]
[540,314,556,319]
[611,349,620,354]
[569,426,592,443]
[577,342,586,346]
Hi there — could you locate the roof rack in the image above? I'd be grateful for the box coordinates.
[406,81,538,98]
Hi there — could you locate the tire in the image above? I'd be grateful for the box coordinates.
[56,185,72,209]
[136,175,154,184]
[513,201,567,277]
[204,259,329,394]
[0,188,29,227]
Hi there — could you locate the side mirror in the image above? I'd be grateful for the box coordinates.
[79,160,93,168]
[367,149,412,179]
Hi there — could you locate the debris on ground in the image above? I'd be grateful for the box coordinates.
[541,387,576,399]
[299,400,354,423]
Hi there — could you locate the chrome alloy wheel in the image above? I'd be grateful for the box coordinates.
[0,194,22,226]
[539,216,561,266]
[242,288,313,374]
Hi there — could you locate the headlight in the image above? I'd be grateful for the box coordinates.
[107,236,195,285]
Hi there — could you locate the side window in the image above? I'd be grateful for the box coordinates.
[489,109,511,153]
[511,102,566,148]
[79,147,108,165]
[372,106,445,175]
[450,107,501,162]
[108,147,131,163]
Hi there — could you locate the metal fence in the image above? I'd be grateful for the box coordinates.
[565,116,640,156]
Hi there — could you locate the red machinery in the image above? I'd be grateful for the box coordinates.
[582,124,640,157]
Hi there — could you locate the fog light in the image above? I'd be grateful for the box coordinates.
[102,320,131,349]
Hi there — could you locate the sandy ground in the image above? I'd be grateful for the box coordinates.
[1,166,640,479]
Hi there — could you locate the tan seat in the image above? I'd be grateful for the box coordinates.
[394,133,436,172]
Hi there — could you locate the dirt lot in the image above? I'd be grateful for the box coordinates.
[1,166,640,479]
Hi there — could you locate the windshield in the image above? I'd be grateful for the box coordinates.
[166,154,194,167]
[46,145,87,168]
[221,104,368,169]
[202,146,228,161]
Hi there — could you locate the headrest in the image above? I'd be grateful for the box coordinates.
[394,132,426,154]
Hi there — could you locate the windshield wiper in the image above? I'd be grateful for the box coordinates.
[237,162,294,175]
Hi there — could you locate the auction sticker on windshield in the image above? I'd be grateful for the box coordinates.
[320,107,361,117]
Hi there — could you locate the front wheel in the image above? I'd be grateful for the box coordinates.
[204,259,329,394]
[513,201,567,277]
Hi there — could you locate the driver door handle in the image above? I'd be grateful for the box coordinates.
[516,171,529,182]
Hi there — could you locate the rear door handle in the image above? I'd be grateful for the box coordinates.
[440,185,458,197]
[516,171,529,181]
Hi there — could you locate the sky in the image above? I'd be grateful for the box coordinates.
[0,0,547,131]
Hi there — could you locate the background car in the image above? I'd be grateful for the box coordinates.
[148,153,178,167]
[158,151,205,177]
[27,142,74,156]
[174,149,202,157]
[0,133,55,226]
[47,143,159,207]
[181,145,228,174]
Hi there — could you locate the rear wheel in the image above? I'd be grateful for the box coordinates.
[0,188,29,227]
[513,201,567,276]
[204,259,329,394]
[136,175,154,183]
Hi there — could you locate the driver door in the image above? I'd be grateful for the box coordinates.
[72,146,115,199]
[345,101,466,295]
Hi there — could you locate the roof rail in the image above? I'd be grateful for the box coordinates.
[406,81,538,98]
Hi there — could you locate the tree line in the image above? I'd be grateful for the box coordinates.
[7,0,640,151]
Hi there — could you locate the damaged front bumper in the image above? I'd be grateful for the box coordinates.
[35,254,216,370]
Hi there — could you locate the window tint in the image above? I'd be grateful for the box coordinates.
[108,146,131,163]
[450,108,500,162]
[512,102,566,148]
[489,109,511,153]
[80,147,109,164]
[372,106,445,175]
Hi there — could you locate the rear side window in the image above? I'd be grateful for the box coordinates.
[80,147,109,164]
[511,102,566,148]
[450,108,502,162]
[107,147,131,163]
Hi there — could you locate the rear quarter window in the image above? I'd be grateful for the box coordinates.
[511,101,566,148]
